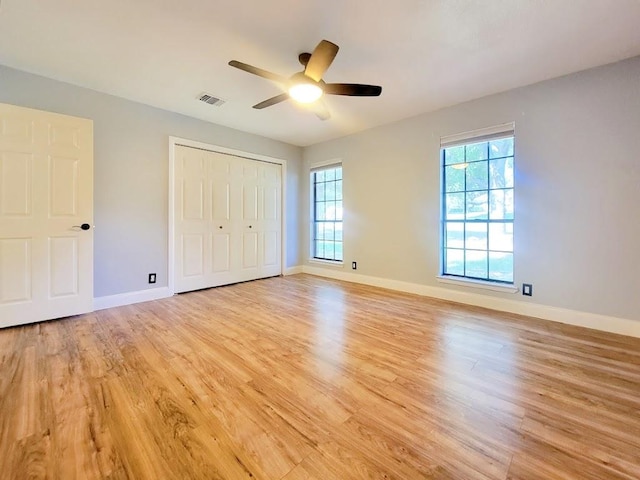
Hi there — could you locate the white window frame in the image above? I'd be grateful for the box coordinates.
[438,123,517,292]
[309,160,343,265]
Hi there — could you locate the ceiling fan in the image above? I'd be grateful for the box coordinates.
[228,40,382,120]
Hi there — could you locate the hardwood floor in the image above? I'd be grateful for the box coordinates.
[1,274,639,479]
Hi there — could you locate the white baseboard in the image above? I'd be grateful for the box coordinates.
[284,266,303,275]
[301,266,640,339]
[92,267,299,312]
[93,287,173,311]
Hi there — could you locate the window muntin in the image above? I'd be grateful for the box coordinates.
[442,136,514,283]
[312,165,343,261]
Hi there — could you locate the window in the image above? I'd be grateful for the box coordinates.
[441,124,514,283]
[311,164,343,262]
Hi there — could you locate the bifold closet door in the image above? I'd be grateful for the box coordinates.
[174,146,282,293]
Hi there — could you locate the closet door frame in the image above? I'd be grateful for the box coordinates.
[168,136,287,295]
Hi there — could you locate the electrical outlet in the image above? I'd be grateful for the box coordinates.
[522,283,532,296]
[352,261,357,270]
[148,273,156,284]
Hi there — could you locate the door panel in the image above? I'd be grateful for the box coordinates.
[0,238,31,303]
[0,103,93,328]
[259,162,282,278]
[211,234,230,273]
[242,232,258,269]
[242,184,258,221]
[263,231,278,267]
[182,234,204,277]
[182,179,204,220]
[243,163,258,178]
[49,236,78,297]
[48,124,81,149]
[263,183,278,221]
[49,156,78,216]
[0,116,34,144]
[1,152,32,216]
[181,153,205,221]
[209,160,234,285]
[211,179,231,221]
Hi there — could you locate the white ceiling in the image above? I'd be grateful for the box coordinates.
[1,0,639,147]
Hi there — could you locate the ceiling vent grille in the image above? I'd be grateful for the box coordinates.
[197,93,225,107]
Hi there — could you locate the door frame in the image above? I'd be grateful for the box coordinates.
[168,136,287,295]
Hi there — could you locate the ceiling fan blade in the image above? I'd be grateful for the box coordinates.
[305,99,331,121]
[228,60,287,84]
[325,83,382,96]
[304,40,339,82]
[253,93,289,109]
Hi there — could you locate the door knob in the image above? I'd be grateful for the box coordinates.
[73,223,91,231]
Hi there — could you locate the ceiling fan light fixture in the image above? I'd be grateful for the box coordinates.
[229,39,382,117]
[288,82,323,104]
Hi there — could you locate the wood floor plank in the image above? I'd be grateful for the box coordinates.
[1,274,639,479]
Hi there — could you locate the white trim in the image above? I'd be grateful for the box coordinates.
[168,138,177,295]
[301,266,640,339]
[439,124,516,290]
[170,136,287,165]
[310,157,342,169]
[168,136,287,296]
[440,122,515,147]
[308,258,344,268]
[437,275,518,293]
[309,161,343,261]
[281,161,288,283]
[94,287,172,311]
[284,266,303,275]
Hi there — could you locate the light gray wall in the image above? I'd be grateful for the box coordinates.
[0,65,303,297]
[303,56,640,321]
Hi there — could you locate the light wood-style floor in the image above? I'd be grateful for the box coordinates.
[1,274,639,480]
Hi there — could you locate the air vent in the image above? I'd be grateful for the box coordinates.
[197,93,225,107]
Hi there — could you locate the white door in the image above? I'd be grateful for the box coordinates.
[257,159,282,279]
[174,145,281,293]
[238,159,260,282]
[0,103,93,328]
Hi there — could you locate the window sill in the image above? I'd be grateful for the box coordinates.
[436,275,518,293]
[308,258,344,268]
